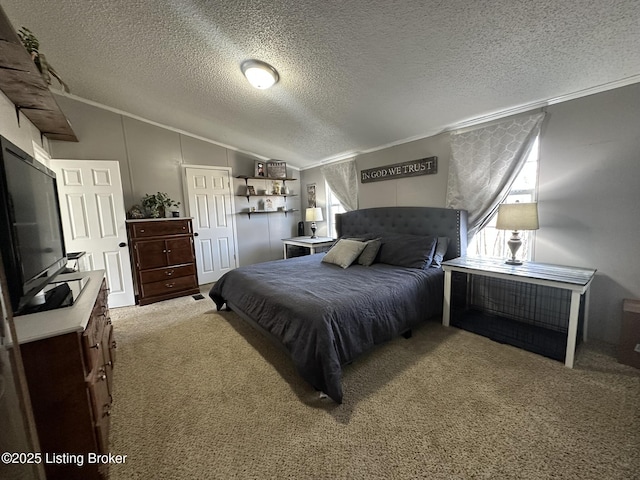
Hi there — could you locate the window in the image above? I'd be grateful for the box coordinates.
[468,136,540,260]
[325,181,346,238]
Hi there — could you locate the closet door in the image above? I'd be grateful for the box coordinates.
[51,160,135,307]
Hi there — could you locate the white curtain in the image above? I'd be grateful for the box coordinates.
[446,112,545,243]
[321,159,358,211]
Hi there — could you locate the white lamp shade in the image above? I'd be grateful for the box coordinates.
[496,203,539,231]
[241,60,279,89]
[305,207,323,222]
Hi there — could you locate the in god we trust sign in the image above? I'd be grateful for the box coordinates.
[360,156,437,183]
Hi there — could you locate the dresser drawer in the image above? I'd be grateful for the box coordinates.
[82,315,105,373]
[87,371,111,453]
[140,264,196,284]
[129,219,191,238]
[140,275,197,298]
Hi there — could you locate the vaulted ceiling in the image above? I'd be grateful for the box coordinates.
[3,1,639,168]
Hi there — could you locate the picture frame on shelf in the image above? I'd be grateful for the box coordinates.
[265,198,274,211]
[246,185,256,196]
[254,161,266,177]
[266,161,287,179]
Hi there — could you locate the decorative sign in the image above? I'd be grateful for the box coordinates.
[360,156,437,183]
[266,161,287,179]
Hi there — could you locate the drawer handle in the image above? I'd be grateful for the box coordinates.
[140,229,145,233]
[166,270,174,276]
[166,282,175,288]
[103,403,111,417]
[91,342,100,349]
[167,249,172,253]
[112,341,117,349]
[105,361,113,367]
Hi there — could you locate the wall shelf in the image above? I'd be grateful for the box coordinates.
[236,193,298,201]
[240,209,298,219]
[0,7,78,142]
[236,175,297,182]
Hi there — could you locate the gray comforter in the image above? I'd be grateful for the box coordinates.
[209,254,444,403]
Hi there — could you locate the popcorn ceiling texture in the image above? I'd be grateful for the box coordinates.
[2,0,639,167]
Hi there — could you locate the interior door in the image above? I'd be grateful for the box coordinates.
[50,160,135,307]
[183,166,238,284]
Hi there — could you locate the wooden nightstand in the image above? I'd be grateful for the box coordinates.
[442,256,596,368]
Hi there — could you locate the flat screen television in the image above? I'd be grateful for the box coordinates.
[0,136,67,315]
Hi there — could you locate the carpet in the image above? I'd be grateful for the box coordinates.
[107,290,640,479]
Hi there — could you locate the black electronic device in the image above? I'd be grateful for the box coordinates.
[297,221,304,236]
[0,136,67,315]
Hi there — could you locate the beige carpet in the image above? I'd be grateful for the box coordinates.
[108,289,640,479]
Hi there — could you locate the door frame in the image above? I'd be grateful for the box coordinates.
[181,164,240,277]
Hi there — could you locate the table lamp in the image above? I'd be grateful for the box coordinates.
[305,207,323,238]
[495,202,539,265]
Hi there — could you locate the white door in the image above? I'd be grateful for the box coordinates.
[183,166,238,284]
[50,160,135,307]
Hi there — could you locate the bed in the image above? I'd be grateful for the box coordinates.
[209,206,468,403]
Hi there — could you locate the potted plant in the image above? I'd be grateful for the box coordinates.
[142,192,180,218]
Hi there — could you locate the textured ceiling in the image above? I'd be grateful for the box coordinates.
[2,0,640,169]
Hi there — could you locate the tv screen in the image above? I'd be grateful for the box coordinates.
[0,136,66,314]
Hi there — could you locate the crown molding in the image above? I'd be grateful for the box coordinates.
[302,74,640,171]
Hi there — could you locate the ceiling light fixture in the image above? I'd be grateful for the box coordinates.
[241,59,279,89]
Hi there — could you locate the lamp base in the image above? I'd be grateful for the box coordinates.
[505,259,523,265]
[505,230,523,266]
[310,222,317,239]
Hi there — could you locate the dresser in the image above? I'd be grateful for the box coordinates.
[126,218,200,305]
[15,270,115,480]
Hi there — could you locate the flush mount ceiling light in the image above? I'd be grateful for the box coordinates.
[241,59,279,89]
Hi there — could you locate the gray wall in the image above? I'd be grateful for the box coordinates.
[48,96,301,266]
[302,83,640,344]
[535,84,640,343]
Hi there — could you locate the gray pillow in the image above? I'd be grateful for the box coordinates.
[356,238,382,266]
[430,236,450,268]
[378,233,437,269]
[322,239,367,268]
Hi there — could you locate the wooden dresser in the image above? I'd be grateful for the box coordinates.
[15,270,115,480]
[126,218,200,305]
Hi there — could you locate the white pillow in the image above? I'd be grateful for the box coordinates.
[321,239,367,269]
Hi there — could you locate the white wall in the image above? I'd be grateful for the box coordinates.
[0,90,48,156]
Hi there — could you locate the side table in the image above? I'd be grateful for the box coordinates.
[282,236,335,259]
[442,256,596,368]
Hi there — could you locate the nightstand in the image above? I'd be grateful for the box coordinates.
[282,236,335,259]
[442,256,596,368]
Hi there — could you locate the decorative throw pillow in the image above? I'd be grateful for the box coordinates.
[356,238,382,266]
[378,233,437,269]
[322,239,367,269]
[430,236,450,268]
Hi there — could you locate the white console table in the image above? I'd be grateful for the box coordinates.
[282,236,335,259]
[442,257,596,368]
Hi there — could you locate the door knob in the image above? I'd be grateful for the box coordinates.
[194,232,199,236]
[119,242,127,247]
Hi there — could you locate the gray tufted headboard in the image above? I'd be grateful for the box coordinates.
[335,206,468,260]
